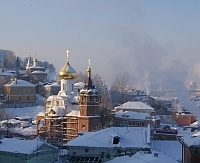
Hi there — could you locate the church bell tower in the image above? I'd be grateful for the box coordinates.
[78,60,101,132]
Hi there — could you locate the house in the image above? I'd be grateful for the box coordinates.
[0,138,58,163]
[67,127,151,162]
[3,79,36,103]
[113,110,160,128]
[43,82,60,98]
[179,131,200,163]
[114,101,155,115]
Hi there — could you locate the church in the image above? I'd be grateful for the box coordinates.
[36,51,101,146]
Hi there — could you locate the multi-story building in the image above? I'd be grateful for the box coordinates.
[3,79,36,103]
[0,49,14,68]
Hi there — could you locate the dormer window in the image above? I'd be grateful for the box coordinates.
[113,136,120,144]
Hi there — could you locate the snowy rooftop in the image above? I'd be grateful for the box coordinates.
[181,131,200,147]
[106,151,179,163]
[0,138,53,154]
[115,110,150,120]
[115,101,155,111]
[31,70,47,74]
[5,79,35,87]
[177,126,199,137]
[67,127,149,148]
[0,72,16,76]
[5,105,44,120]
[74,82,85,88]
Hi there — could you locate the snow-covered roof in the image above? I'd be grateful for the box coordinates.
[31,70,47,74]
[18,70,27,75]
[46,95,79,116]
[115,102,155,111]
[74,82,85,88]
[5,79,35,87]
[177,126,198,137]
[1,119,22,124]
[106,151,179,163]
[67,127,149,148]
[152,140,182,161]
[0,138,56,154]
[115,110,150,120]
[181,131,200,147]
[0,72,16,76]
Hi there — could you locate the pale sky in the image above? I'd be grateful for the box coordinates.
[0,0,200,89]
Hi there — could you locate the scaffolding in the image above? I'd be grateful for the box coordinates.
[39,115,78,148]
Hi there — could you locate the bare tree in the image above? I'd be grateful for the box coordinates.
[74,72,87,83]
[92,74,113,127]
[110,72,130,105]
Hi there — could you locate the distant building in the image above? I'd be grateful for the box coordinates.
[67,127,151,163]
[172,110,197,126]
[0,49,13,68]
[113,110,160,128]
[114,101,155,114]
[189,80,198,91]
[43,82,61,98]
[0,138,58,163]
[3,79,36,103]
[26,57,47,84]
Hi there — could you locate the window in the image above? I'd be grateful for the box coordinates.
[27,96,30,100]
[113,136,120,144]
[19,97,21,101]
[82,124,86,129]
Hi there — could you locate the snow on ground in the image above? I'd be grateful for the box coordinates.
[4,105,44,120]
[105,151,179,163]
[3,105,44,136]
[151,140,182,162]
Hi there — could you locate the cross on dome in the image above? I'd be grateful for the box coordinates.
[66,50,69,63]
[88,59,91,67]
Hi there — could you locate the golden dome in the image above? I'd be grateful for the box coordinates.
[33,58,38,62]
[59,50,76,80]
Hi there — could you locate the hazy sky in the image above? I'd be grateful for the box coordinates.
[0,0,200,89]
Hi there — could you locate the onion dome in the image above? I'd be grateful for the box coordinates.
[59,50,76,80]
